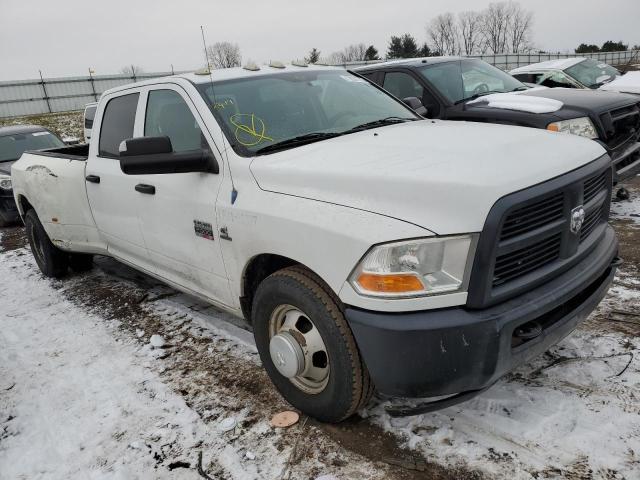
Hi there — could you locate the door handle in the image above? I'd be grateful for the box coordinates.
[135,183,156,195]
[85,174,100,184]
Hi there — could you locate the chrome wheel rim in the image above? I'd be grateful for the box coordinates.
[268,304,330,394]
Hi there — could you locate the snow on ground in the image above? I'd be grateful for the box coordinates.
[2,187,640,480]
[611,195,640,227]
[0,247,282,480]
[0,246,397,480]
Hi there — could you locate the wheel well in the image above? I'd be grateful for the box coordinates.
[18,195,34,217]
[240,254,298,321]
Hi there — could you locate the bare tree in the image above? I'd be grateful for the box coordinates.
[120,65,144,76]
[206,42,242,69]
[481,2,512,54]
[507,2,534,53]
[327,43,368,63]
[458,11,484,55]
[427,13,459,56]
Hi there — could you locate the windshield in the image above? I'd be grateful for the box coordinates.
[197,70,417,156]
[0,130,65,162]
[418,59,526,104]
[565,59,620,89]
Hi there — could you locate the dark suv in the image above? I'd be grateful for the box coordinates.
[356,57,640,194]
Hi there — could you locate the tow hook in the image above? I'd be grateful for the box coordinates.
[611,256,623,268]
[513,321,543,341]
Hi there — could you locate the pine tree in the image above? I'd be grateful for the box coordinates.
[364,45,380,61]
[305,48,321,64]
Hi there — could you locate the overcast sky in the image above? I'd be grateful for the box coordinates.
[1,0,638,81]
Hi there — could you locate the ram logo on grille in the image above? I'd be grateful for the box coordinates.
[570,205,586,234]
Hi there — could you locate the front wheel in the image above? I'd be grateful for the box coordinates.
[252,266,373,423]
[24,209,69,278]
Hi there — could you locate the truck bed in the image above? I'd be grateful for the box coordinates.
[26,143,89,161]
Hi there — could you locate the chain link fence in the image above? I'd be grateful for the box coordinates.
[0,71,178,118]
[2,50,638,119]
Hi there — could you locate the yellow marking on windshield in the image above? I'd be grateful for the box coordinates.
[230,113,274,147]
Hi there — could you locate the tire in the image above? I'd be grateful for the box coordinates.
[69,252,94,272]
[24,209,69,278]
[252,266,372,423]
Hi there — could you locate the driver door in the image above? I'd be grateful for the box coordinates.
[133,85,233,307]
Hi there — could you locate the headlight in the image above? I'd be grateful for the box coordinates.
[349,235,477,298]
[547,117,598,139]
[0,174,12,191]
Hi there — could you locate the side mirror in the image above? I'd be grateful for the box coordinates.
[402,97,428,117]
[118,136,219,175]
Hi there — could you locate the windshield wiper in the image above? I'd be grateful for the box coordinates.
[255,132,343,155]
[345,116,416,133]
[454,91,503,105]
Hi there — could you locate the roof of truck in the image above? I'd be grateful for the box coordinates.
[354,56,464,71]
[101,63,344,97]
[0,125,49,137]
[510,58,586,74]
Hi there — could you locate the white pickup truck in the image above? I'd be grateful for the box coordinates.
[11,64,619,422]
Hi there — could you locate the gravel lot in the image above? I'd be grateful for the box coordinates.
[0,112,639,480]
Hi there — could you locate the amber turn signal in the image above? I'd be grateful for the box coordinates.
[356,273,424,294]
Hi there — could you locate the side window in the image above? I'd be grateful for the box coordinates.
[383,72,424,101]
[144,89,208,152]
[360,72,382,86]
[540,72,576,89]
[98,93,139,157]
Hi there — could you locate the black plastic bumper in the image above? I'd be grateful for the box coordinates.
[611,141,640,183]
[345,226,618,398]
[0,191,19,223]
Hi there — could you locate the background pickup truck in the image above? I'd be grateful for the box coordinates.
[510,57,640,95]
[11,65,619,422]
[356,57,640,194]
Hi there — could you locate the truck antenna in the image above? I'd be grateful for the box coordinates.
[200,25,238,204]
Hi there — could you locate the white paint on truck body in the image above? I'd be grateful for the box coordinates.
[11,67,606,314]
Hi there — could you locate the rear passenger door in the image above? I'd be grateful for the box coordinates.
[134,86,232,307]
[86,91,156,272]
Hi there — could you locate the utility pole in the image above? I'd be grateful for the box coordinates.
[39,70,52,113]
[88,68,98,102]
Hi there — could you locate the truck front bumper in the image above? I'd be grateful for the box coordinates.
[345,226,618,399]
[0,190,20,223]
[611,141,640,183]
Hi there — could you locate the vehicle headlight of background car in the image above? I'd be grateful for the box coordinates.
[547,117,599,139]
[349,235,477,298]
[0,174,12,191]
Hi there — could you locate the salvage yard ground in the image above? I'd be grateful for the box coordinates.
[1,112,639,480]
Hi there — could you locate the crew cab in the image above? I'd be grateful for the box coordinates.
[355,57,640,189]
[0,125,67,226]
[11,65,619,422]
[510,57,640,95]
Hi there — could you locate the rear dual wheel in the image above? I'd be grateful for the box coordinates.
[252,266,373,423]
[24,209,93,277]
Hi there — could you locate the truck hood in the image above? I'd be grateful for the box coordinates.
[466,87,637,116]
[521,87,640,114]
[0,160,15,176]
[599,72,640,95]
[249,121,606,234]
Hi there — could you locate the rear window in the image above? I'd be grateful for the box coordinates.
[98,94,139,157]
[84,105,97,129]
